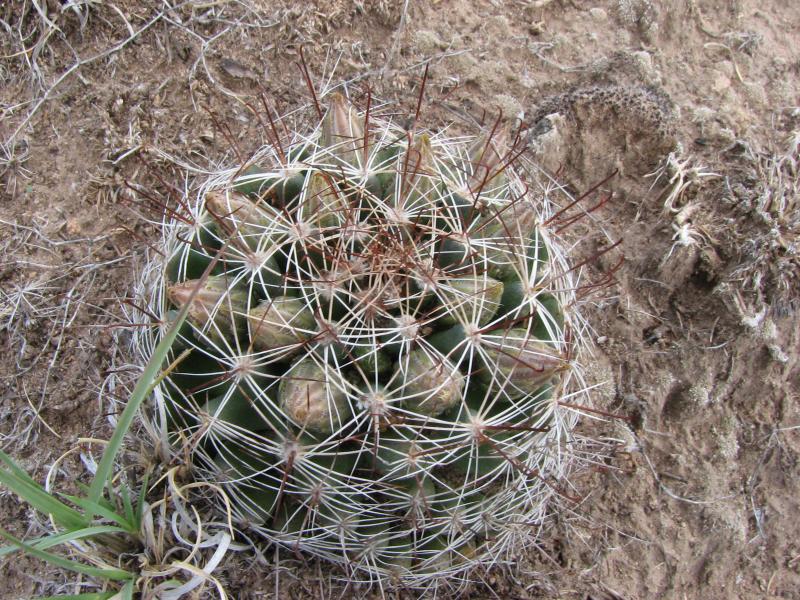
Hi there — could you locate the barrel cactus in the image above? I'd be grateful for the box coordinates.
[137,90,584,589]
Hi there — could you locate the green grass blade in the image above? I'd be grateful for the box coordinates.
[134,473,149,526]
[74,481,92,495]
[0,529,132,581]
[119,484,135,529]
[73,483,119,513]
[0,455,88,531]
[87,264,206,505]
[61,495,135,533]
[0,449,45,487]
[119,579,135,600]
[0,525,127,558]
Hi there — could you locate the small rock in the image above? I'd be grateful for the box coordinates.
[65,217,85,236]
[219,58,258,81]
[631,50,659,83]
[712,72,732,93]
[492,93,523,120]
[413,30,447,53]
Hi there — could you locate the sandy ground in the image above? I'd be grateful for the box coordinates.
[1,0,798,598]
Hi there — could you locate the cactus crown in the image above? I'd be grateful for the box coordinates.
[139,90,582,588]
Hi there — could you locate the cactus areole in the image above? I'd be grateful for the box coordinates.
[139,91,584,588]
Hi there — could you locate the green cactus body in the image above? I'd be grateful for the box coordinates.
[212,444,282,524]
[247,296,316,356]
[141,91,586,588]
[205,190,284,249]
[352,343,392,375]
[163,350,228,400]
[203,391,272,434]
[279,356,351,435]
[399,348,464,417]
[233,165,305,207]
[435,275,504,327]
[476,205,543,281]
[167,275,249,344]
[392,476,437,529]
[374,435,430,480]
[160,309,196,353]
[300,171,350,232]
[476,328,565,398]
[531,293,565,341]
[166,243,217,284]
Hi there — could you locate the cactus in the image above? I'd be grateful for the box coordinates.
[138,90,584,589]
